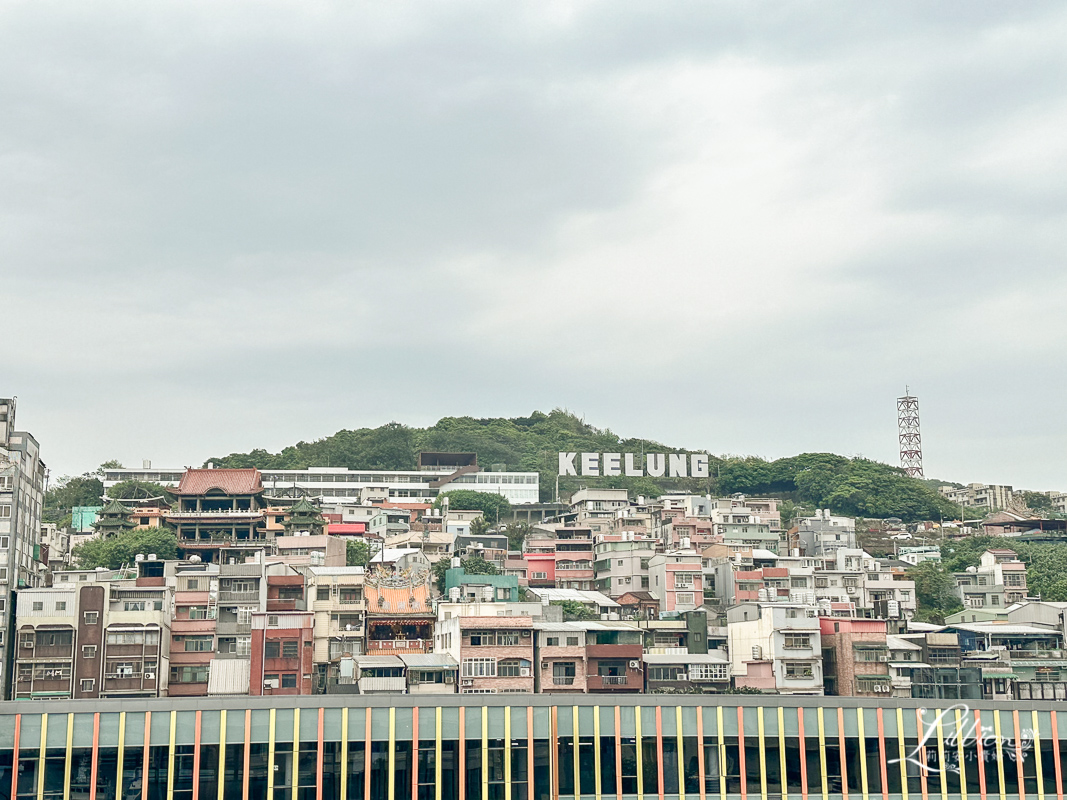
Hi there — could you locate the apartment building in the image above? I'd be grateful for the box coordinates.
[818,616,891,697]
[642,652,731,693]
[794,510,857,556]
[709,498,780,553]
[954,548,1029,609]
[0,397,47,698]
[524,525,595,590]
[592,533,656,597]
[435,615,535,693]
[727,603,823,695]
[249,610,314,695]
[648,550,703,615]
[532,620,644,693]
[939,482,1015,510]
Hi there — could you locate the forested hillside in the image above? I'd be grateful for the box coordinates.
[207,410,962,521]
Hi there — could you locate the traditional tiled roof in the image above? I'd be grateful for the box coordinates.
[364,583,433,616]
[175,469,263,496]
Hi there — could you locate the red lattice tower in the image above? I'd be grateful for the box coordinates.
[897,388,924,478]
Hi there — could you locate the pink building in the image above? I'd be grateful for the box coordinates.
[648,551,704,615]
[435,616,535,694]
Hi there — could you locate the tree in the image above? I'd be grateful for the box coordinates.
[501,522,531,552]
[550,600,598,621]
[107,480,173,503]
[434,490,511,524]
[95,460,124,475]
[908,561,962,623]
[468,517,490,537]
[431,554,498,593]
[1022,492,1056,516]
[44,474,105,523]
[71,527,179,570]
[346,539,371,568]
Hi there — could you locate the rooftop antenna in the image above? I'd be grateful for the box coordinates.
[897,387,924,478]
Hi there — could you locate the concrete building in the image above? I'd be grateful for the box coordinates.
[105,461,541,505]
[794,510,856,556]
[642,651,731,693]
[435,615,536,693]
[648,550,703,615]
[249,610,314,695]
[0,397,47,697]
[954,548,1029,609]
[727,603,824,694]
[524,525,595,590]
[818,616,891,697]
[592,533,656,597]
[939,482,1015,510]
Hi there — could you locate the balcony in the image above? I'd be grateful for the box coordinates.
[552,677,576,686]
[358,676,406,693]
[215,620,252,636]
[585,675,638,691]
[218,590,260,603]
[366,639,430,654]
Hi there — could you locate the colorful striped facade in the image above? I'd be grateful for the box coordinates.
[0,695,1064,800]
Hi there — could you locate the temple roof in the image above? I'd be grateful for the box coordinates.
[175,469,263,496]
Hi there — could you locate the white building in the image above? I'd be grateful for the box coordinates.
[104,464,540,505]
[727,603,824,695]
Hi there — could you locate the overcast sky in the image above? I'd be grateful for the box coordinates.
[3,1,1065,490]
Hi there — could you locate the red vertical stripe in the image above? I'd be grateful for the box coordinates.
[90,713,100,800]
[838,708,849,800]
[798,708,808,800]
[243,710,251,800]
[1052,712,1063,800]
[696,709,706,800]
[459,707,466,800]
[738,707,747,800]
[193,710,202,800]
[411,708,419,800]
[1013,710,1026,799]
[317,708,325,800]
[10,715,20,800]
[974,709,987,800]
[142,711,151,800]
[877,708,888,800]
[656,706,665,800]
[364,709,372,800]
[916,710,928,800]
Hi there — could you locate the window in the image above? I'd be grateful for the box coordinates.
[469,631,494,646]
[32,601,43,611]
[80,679,95,693]
[183,636,214,652]
[674,572,697,589]
[265,641,281,659]
[268,615,279,627]
[675,593,695,606]
[317,586,331,601]
[498,659,529,677]
[55,601,67,611]
[237,607,254,625]
[282,640,299,658]
[497,632,520,646]
[82,645,97,658]
[785,662,814,679]
[124,601,147,612]
[462,658,497,677]
[19,632,34,649]
[545,637,560,647]
[649,665,685,681]
[617,560,624,566]
[187,606,209,619]
[281,673,297,688]
[84,611,99,625]
[783,634,810,650]
[689,663,728,681]
[790,578,807,588]
[0,505,9,517]
[532,572,547,580]
[186,579,199,590]
[237,637,252,656]
[170,665,209,683]
[567,636,580,647]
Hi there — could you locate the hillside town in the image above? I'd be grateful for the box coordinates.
[4,397,1067,703]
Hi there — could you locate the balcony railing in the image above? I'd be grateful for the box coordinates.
[366,639,430,653]
[218,591,259,603]
[600,676,628,685]
[552,677,576,686]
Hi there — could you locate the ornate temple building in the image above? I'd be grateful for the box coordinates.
[363,561,434,654]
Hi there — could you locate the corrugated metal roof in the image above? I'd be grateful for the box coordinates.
[207,659,250,695]
[526,588,620,607]
[399,654,458,668]
[355,655,404,668]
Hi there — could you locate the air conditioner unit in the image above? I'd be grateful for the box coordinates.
[144,672,156,680]
[629,660,640,669]
[877,685,889,693]
[444,674,454,684]
[521,630,531,637]
[520,668,530,677]
[541,662,550,670]
[264,678,279,689]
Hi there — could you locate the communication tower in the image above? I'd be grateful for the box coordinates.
[897,388,924,478]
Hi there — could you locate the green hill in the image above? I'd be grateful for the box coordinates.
[206,409,962,522]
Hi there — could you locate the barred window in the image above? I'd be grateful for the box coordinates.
[462,657,497,677]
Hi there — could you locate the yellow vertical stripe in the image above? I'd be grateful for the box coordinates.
[1034,711,1045,800]
[482,706,489,800]
[572,707,580,799]
[63,714,74,800]
[716,706,726,800]
[594,707,602,800]
[778,707,788,800]
[388,708,396,800]
[505,707,513,800]
[857,710,868,800]
[435,708,442,800]
[677,707,686,800]
[994,712,1007,799]
[37,714,47,800]
[219,710,227,800]
[117,711,126,795]
[896,708,908,800]
[268,708,277,798]
[168,712,177,800]
[341,708,349,800]
[293,708,301,800]
[757,708,768,800]
[954,708,967,800]
[816,707,828,800]
[636,707,644,800]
